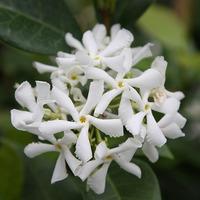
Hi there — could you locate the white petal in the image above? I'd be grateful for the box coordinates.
[65,33,85,51]
[70,87,86,103]
[63,147,82,175]
[123,86,143,108]
[109,138,142,155]
[152,97,180,114]
[146,112,166,147]
[56,57,77,68]
[158,113,186,129]
[75,125,92,163]
[89,116,124,137]
[82,31,98,54]
[94,89,121,116]
[127,69,163,89]
[35,81,51,101]
[132,43,153,65]
[15,81,36,112]
[151,56,167,77]
[75,51,91,65]
[94,142,108,159]
[114,155,141,178]
[11,109,40,134]
[161,123,185,139]
[60,131,77,146]
[51,87,79,121]
[166,90,185,100]
[102,48,132,73]
[39,120,81,135]
[11,109,33,131]
[51,153,68,183]
[92,24,107,46]
[51,78,68,93]
[84,67,116,87]
[87,162,111,194]
[57,51,74,58]
[80,80,104,115]
[24,142,55,158]
[142,142,159,163]
[125,112,145,136]
[102,53,124,72]
[101,29,133,56]
[110,24,121,40]
[33,62,57,74]
[119,97,134,124]
[77,159,103,181]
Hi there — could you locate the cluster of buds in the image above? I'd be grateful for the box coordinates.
[11,24,186,194]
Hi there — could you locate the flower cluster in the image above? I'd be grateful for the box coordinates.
[11,24,186,194]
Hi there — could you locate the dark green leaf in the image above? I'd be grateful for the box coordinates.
[159,145,174,160]
[0,0,81,55]
[81,159,161,200]
[22,154,82,200]
[112,0,155,28]
[0,140,24,200]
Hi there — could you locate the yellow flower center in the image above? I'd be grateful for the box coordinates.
[79,116,87,123]
[105,155,113,161]
[55,143,62,151]
[117,81,125,88]
[144,104,151,111]
[94,55,101,61]
[70,73,78,80]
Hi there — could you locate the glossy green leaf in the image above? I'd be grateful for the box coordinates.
[113,0,155,27]
[159,145,174,160]
[0,0,81,55]
[0,140,24,200]
[22,155,82,200]
[138,5,189,50]
[81,159,161,200]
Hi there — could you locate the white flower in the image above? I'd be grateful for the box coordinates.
[63,24,133,69]
[24,131,81,183]
[10,23,186,194]
[11,81,52,135]
[39,81,124,163]
[84,60,163,117]
[149,56,185,105]
[77,138,142,194]
[34,61,86,92]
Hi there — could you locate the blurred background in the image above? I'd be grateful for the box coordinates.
[0,0,200,199]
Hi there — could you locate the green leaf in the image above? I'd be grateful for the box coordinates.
[138,5,189,50]
[22,155,82,200]
[159,145,174,160]
[81,159,161,200]
[113,0,155,28]
[0,140,24,200]
[0,0,81,55]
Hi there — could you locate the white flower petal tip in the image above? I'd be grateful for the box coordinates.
[51,154,68,184]
[100,29,133,56]
[115,156,142,178]
[89,117,124,137]
[125,112,145,136]
[65,33,84,51]
[142,142,159,163]
[162,123,185,139]
[87,163,110,194]
[15,81,36,112]
[24,142,55,158]
[146,113,167,147]
[33,62,57,74]
[75,126,92,163]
